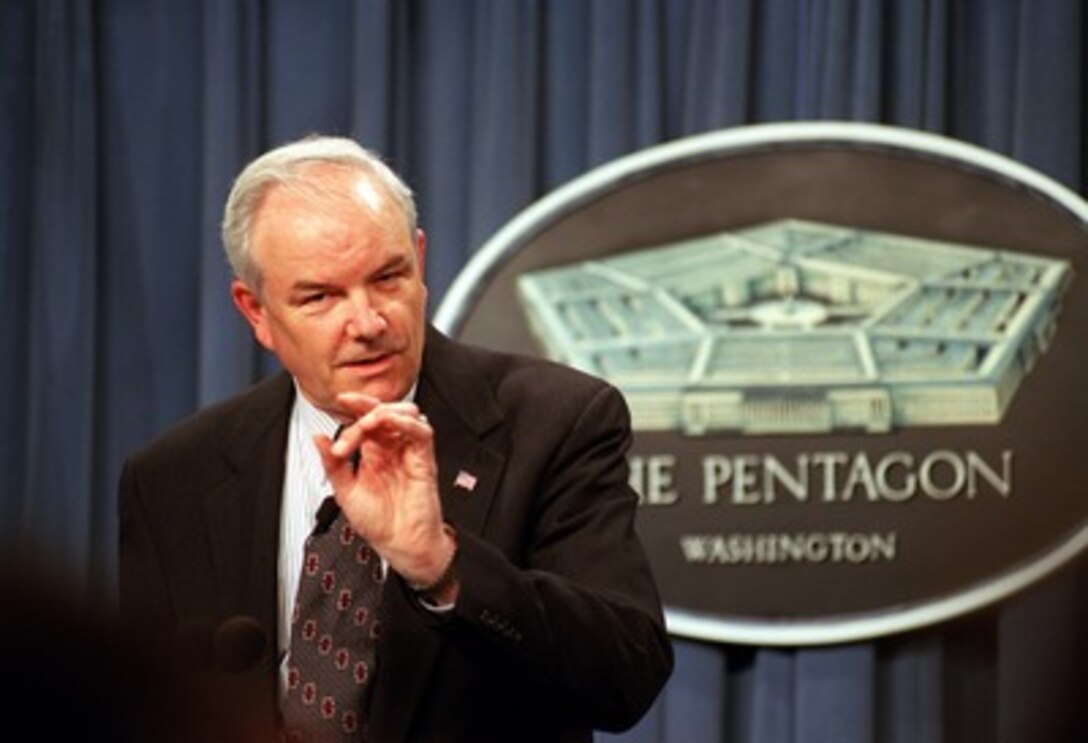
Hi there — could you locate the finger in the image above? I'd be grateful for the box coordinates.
[355,407,433,446]
[329,403,426,458]
[314,434,358,493]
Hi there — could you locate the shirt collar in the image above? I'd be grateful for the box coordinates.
[292,385,342,442]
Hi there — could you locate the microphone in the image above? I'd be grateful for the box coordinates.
[213,615,268,674]
[313,496,341,535]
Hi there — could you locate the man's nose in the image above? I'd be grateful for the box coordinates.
[345,296,387,339]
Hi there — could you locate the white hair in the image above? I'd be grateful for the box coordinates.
[221,135,417,290]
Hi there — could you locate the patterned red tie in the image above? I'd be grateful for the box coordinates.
[281,496,384,742]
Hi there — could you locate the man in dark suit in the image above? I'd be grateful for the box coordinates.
[119,136,672,743]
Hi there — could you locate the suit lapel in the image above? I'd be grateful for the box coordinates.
[416,325,506,539]
[201,373,294,654]
[426,387,505,539]
[367,327,506,742]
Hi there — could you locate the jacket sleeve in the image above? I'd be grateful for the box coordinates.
[439,383,673,732]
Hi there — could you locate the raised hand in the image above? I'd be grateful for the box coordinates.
[314,392,456,592]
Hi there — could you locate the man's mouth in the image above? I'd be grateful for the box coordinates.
[338,352,396,373]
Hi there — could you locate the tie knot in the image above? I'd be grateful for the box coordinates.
[313,496,340,535]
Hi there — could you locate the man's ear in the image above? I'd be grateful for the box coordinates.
[415,228,427,274]
[231,279,274,351]
[415,228,429,304]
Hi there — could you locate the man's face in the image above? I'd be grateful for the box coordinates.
[232,165,428,417]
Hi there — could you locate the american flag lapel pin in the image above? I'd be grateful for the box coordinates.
[453,469,478,492]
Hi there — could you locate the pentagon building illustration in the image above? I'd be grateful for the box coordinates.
[516,220,1072,435]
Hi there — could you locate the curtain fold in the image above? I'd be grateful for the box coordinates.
[877,634,944,743]
[2,1,1085,740]
[21,0,99,583]
[198,0,271,405]
[0,0,36,552]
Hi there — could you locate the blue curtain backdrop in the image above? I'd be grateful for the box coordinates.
[2,1,1086,741]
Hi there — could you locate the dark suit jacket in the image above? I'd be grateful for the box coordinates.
[119,326,672,743]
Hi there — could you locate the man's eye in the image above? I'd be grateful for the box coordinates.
[301,292,328,305]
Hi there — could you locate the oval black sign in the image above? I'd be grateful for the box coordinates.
[435,123,1088,645]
